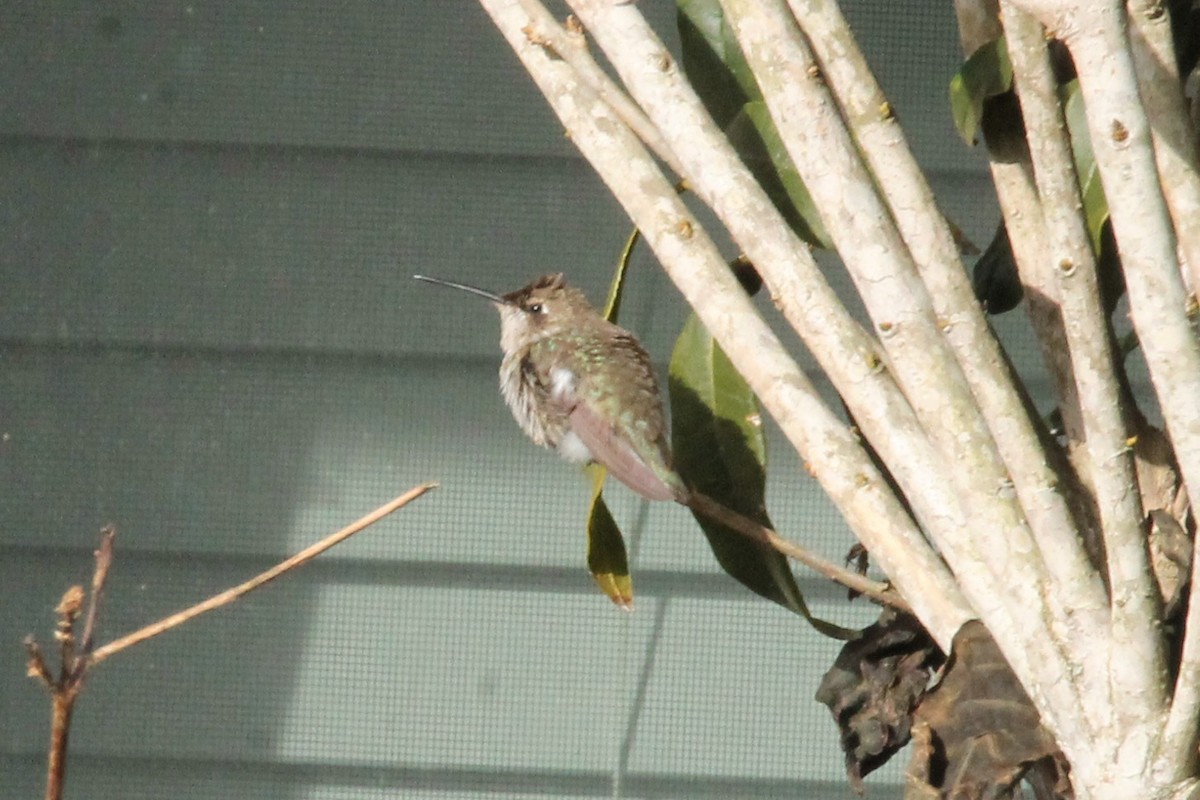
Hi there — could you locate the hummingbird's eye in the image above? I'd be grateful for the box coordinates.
[528,302,545,314]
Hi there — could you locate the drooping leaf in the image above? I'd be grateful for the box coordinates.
[669,313,853,636]
[580,227,641,607]
[585,462,633,610]
[816,609,944,790]
[949,36,1013,146]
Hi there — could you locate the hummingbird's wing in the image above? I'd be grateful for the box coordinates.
[554,330,686,503]
[566,401,681,502]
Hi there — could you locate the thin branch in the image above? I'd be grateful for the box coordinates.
[25,488,435,800]
[1128,0,1200,301]
[513,0,685,178]
[90,484,437,666]
[78,526,115,667]
[23,528,117,800]
[44,695,74,800]
[685,491,908,611]
[709,0,1093,744]
[476,0,976,650]
[786,0,1111,687]
[1005,1,1165,726]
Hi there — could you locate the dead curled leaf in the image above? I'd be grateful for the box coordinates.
[906,621,1072,800]
[816,608,944,792]
[1135,421,1195,614]
[819,615,1073,798]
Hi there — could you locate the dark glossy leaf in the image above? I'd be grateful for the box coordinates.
[669,314,852,636]
[973,222,1023,314]
[585,463,633,609]
[950,36,1013,146]
[677,0,758,128]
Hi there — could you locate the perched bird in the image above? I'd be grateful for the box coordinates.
[413,273,688,503]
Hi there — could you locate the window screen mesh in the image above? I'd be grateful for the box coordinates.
[2,3,1053,798]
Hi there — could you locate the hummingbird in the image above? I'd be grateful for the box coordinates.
[413,273,689,504]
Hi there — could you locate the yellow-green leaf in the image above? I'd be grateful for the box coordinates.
[1062,79,1108,253]
[585,463,633,609]
[581,227,640,608]
[949,36,1013,146]
[602,227,639,321]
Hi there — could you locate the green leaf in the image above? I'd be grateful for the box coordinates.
[677,0,759,128]
[730,102,833,248]
[949,36,1013,146]
[585,463,633,609]
[677,1,828,249]
[669,314,855,637]
[602,227,639,321]
[1062,79,1108,252]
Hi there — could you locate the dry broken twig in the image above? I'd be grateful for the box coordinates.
[23,526,115,800]
[90,483,437,665]
[23,483,437,800]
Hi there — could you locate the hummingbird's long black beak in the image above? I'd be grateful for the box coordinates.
[412,275,515,306]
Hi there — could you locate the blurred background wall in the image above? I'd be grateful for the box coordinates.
[1,3,1053,797]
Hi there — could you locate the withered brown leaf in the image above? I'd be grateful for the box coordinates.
[816,608,944,792]
[906,621,1071,799]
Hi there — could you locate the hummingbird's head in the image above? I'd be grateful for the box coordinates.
[412,272,599,354]
[495,273,595,351]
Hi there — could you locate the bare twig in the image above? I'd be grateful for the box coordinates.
[79,526,115,666]
[90,484,437,666]
[24,527,118,800]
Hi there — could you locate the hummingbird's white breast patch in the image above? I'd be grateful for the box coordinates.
[557,430,593,463]
[550,366,578,402]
